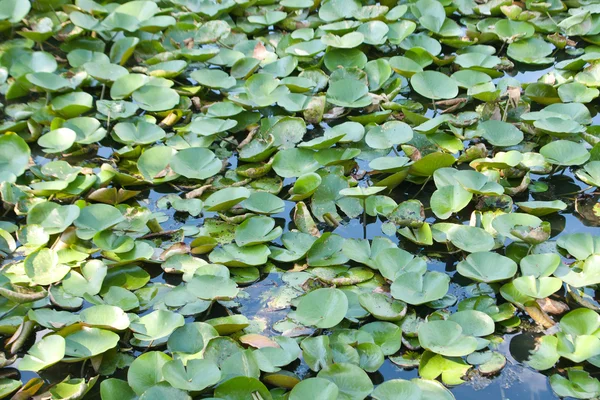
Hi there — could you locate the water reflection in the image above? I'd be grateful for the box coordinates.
[138,169,594,399]
[11,63,598,400]
[15,161,595,400]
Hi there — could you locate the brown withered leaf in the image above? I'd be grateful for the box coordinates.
[536,297,569,315]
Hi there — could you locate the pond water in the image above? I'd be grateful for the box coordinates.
[4,2,600,399]
[14,164,589,399]
[9,99,599,400]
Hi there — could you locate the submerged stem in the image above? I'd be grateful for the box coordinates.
[412,176,431,199]
[362,198,367,239]
[560,185,593,197]
[502,100,510,122]
[80,359,88,377]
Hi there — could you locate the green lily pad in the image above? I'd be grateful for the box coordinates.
[25,248,71,285]
[295,288,348,328]
[112,121,165,145]
[162,358,221,391]
[492,213,545,242]
[326,79,372,108]
[215,376,272,400]
[79,305,130,331]
[51,92,94,118]
[205,187,251,212]
[515,200,567,216]
[170,148,221,180]
[418,320,478,357]
[19,334,65,371]
[208,243,270,267]
[411,71,459,100]
[63,259,107,297]
[27,201,80,235]
[290,378,339,400]
[317,363,374,400]
[127,351,172,395]
[63,326,120,360]
[74,204,125,240]
[391,271,449,305]
[132,85,180,112]
[38,128,76,153]
[371,379,423,400]
[457,252,518,283]
[430,185,473,220]
[478,120,524,147]
[130,310,184,341]
[0,134,30,180]
[241,192,285,214]
[365,121,413,150]
[273,148,320,178]
[235,216,282,247]
[507,38,554,65]
[447,225,495,253]
[540,140,590,166]
[358,292,407,322]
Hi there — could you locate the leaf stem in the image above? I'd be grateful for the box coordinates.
[412,176,431,199]
[559,185,593,197]
[362,198,367,239]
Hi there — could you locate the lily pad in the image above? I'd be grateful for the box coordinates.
[391,271,450,305]
[540,140,590,166]
[0,134,30,180]
[457,252,518,283]
[418,320,478,357]
[19,335,65,371]
[317,363,374,400]
[411,71,459,100]
[295,288,348,328]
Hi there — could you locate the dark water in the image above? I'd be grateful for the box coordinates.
[143,171,594,399]
[8,61,598,400]
[18,143,598,400]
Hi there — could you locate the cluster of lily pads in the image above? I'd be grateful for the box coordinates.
[4,0,600,399]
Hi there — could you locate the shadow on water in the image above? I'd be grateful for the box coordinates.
[14,137,599,400]
[8,53,598,400]
[11,168,591,400]
[129,167,594,400]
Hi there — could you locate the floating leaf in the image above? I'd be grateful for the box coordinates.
[130,310,185,341]
[19,335,65,372]
[457,252,518,283]
[162,359,221,391]
[411,71,459,100]
[290,378,339,400]
[127,351,172,395]
[0,134,30,180]
[540,140,590,166]
[63,326,120,360]
[170,148,221,180]
[418,320,478,357]
[317,363,374,400]
[391,271,449,305]
[295,288,348,328]
[25,248,70,285]
[326,79,372,108]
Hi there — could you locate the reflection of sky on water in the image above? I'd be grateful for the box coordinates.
[170,165,589,399]
[505,65,554,85]
[16,44,600,400]
[21,145,592,400]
